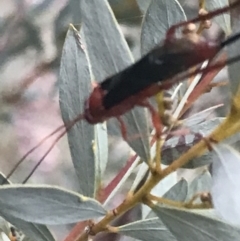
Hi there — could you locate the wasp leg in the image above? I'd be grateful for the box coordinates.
[166,0,239,39]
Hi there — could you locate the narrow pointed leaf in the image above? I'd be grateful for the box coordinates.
[119,217,177,241]
[0,176,53,241]
[151,171,177,198]
[0,185,106,225]
[211,143,240,226]
[59,26,102,197]
[0,214,54,241]
[141,0,186,55]
[153,206,240,241]
[80,0,150,161]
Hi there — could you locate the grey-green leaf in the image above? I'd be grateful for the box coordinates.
[189,209,221,220]
[164,178,188,201]
[146,178,188,219]
[80,0,150,161]
[0,185,106,225]
[59,26,97,197]
[0,175,54,241]
[119,217,177,241]
[226,29,240,96]
[150,172,178,202]
[211,143,240,226]
[0,214,54,241]
[136,0,151,13]
[141,0,186,55]
[153,206,240,241]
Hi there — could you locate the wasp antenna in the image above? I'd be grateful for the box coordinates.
[4,124,66,183]
[5,113,84,183]
[220,32,240,48]
[22,129,67,184]
[21,114,85,183]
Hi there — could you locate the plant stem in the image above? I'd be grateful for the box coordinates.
[76,172,161,241]
[76,94,240,241]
